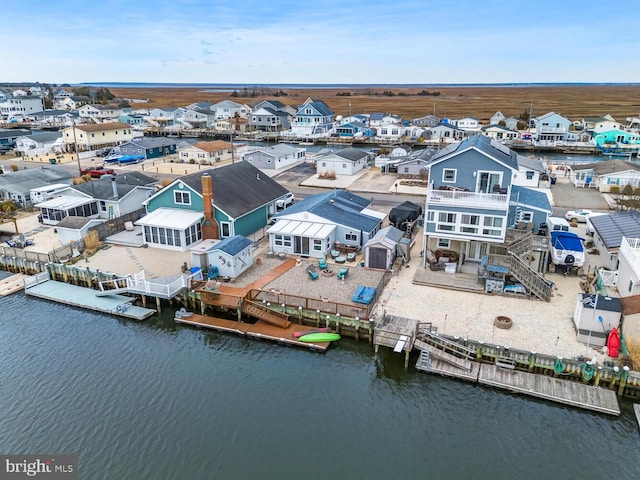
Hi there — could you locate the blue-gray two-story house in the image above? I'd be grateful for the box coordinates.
[423,134,551,266]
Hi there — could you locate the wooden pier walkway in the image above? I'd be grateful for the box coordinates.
[25,277,155,321]
[0,273,26,296]
[477,364,620,416]
[174,313,331,352]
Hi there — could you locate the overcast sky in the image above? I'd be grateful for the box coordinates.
[3,0,638,85]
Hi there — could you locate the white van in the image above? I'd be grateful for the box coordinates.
[547,217,570,232]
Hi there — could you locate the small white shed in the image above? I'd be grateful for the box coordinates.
[190,235,253,279]
[364,226,404,270]
[572,293,622,347]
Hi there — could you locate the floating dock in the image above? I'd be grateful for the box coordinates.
[174,313,331,352]
[25,278,156,321]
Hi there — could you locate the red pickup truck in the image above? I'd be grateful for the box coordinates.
[81,165,116,178]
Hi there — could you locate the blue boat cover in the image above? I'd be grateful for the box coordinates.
[550,232,584,252]
[352,286,376,305]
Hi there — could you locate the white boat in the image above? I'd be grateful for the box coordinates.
[549,231,585,269]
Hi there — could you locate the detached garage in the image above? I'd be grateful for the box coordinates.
[364,226,404,270]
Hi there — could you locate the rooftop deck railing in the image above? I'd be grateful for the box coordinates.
[427,189,508,209]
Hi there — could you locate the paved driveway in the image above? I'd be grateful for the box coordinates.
[550,178,609,211]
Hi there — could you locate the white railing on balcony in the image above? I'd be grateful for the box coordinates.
[538,127,567,133]
[427,189,508,209]
[620,237,640,276]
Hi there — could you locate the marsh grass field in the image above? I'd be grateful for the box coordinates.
[110,85,640,122]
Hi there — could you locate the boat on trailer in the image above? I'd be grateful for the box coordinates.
[549,231,585,271]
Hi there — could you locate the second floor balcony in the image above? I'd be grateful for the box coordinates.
[427,188,509,210]
[620,236,640,275]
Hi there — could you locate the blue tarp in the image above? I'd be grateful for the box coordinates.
[352,286,376,305]
[550,232,584,252]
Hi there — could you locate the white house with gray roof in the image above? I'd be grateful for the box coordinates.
[269,190,384,258]
[315,147,371,176]
[589,211,640,271]
[35,178,154,226]
[242,144,306,170]
[211,100,250,120]
[0,165,72,208]
[0,95,44,120]
[15,131,64,157]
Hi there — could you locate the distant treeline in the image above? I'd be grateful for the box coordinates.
[337,90,441,97]
[231,87,288,98]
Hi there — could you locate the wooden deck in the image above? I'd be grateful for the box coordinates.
[174,313,331,352]
[413,265,485,292]
[25,279,156,321]
[0,273,26,296]
[478,364,620,416]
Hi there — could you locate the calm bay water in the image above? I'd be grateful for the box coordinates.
[1,292,639,479]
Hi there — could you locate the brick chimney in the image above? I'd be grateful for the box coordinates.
[201,173,219,239]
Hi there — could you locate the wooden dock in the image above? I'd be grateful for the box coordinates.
[415,350,481,382]
[25,278,156,321]
[174,313,331,352]
[0,273,27,296]
[478,364,620,416]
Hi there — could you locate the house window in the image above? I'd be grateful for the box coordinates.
[345,233,358,242]
[267,159,272,163]
[427,211,434,222]
[629,280,634,294]
[342,163,347,168]
[313,239,323,251]
[404,167,409,173]
[461,214,480,225]
[442,169,456,183]
[381,128,388,135]
[437,238,450,248]
[438,212,456,223]
[174,191,191,205]
[99,200,106,212]
[525,171,534,180]
[518,211,533,222]
[321,162,326,167]
[185,223,202,246]
[221,222,231,238]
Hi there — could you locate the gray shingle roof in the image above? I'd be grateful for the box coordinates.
[511,186,552,212]
[429,133,519,169]
[180,162,289,218]
[98,171,157,186]
[212,235,252,255]
[72,179,136,200]
[275,190,380,232]
[590,211,640,249]
[0,165,71,194]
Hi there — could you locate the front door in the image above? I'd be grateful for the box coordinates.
[467,241,487,262]
[294,236,310,256]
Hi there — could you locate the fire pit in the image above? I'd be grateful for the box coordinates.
[321,269,334,277]
[494,316,513,329]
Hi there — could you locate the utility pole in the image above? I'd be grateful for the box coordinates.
[72,123,82,175]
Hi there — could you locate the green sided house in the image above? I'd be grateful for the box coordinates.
[137,162,290,251]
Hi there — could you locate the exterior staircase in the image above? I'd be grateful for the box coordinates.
[485,231,553,302]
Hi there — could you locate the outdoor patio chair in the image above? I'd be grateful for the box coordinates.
[318,257,328,270]
[307,265,319,280]
[337,267,349,280]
